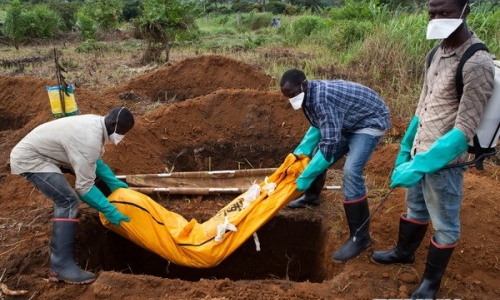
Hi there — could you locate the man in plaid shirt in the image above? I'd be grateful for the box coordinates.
[280,69,391,262]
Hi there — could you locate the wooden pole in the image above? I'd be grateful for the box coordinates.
[127,185,341,195]
[54,48,66,117]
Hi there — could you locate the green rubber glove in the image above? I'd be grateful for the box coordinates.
[390,128,468,188]
[293,126,321,156]
[96,158,128,192]
[395,116,419,168]
[296,150,333,191]
[80,185,130,226]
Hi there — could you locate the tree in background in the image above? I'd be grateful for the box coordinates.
[76,9,97,40]
[122,0,142,22]
[4,0,24,49]
[4,0,61,49]
[75,0,122,38]
[93,0,123,31]
[265,1,287,14]
[47,0,79,32]
[136,0,199,63]
[296,0,326,13]
[24,5,61,38]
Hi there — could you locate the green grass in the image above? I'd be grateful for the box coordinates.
[2,1,498,123]
[192,3,499,121]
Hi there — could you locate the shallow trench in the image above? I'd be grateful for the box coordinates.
[0,113,29,131]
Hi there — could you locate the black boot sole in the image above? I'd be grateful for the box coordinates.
[49,276,96,284]
[286,203,320,209]
[369,255,415,265]
[332,242,372,263]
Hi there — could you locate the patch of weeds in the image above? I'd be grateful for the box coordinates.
[491,169,499,181]
[145,100,162,113]
[60,58,80,70]
[75,40,111,54]
[120,39,143,49]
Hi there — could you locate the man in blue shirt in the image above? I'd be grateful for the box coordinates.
[280,69,391,262]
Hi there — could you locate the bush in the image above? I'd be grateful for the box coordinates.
[281,15,326,44]
[232,1,252,13]
[47,1,79,32]
[5,0,60,42]
[75,40,111,53]
[122,0,142,22]
[265,2,287,15]
[24,5,61,38]
[326,19,373,51]
[329,0,376,21]
[93,0,123,31]
[4,0,24,46]
[217,6,232,15]
[237,12,273,31]
[76,11,97,40]
[283,4,299,15]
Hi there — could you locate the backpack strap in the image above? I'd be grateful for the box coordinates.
[457,43,492,170]
[456,42,489,100]
[426,45,439,70]
[428,42,494,171]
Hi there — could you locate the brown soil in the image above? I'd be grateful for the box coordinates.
[1,54,499,300]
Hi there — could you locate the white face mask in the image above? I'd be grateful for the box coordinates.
[426,5,466,40]
[426,19,463,39]
[289,92,305,110]
[109,107,125,145]
[109,132,125,145]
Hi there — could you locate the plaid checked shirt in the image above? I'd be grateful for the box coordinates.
[413,33,495,164]
[302,80,391,162]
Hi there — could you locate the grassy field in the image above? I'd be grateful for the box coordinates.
[1,2,499,122]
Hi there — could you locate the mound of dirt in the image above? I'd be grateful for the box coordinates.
[105,88,309,175]
[105,55,273,104]
[0,54,499,300]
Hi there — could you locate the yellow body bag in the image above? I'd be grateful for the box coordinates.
[101,154,309,268]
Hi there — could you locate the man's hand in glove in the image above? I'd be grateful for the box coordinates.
[80,185,130,226]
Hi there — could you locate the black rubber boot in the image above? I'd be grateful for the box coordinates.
[287,172,326,209]
[332,196,372,262]
[411,237,456,300]
[370,214,429,264]
[49,219,96,284]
